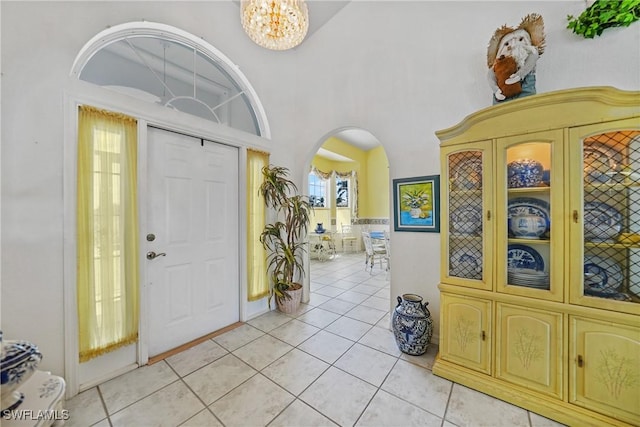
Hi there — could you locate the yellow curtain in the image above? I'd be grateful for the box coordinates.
[77,105,139,362]
[247,149,270,301]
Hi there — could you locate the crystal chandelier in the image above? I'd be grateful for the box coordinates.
[241,0,309,51]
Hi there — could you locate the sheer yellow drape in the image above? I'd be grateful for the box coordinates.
[247,149,269,301]
[77,105,139,362]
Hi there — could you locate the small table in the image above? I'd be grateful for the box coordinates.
[2,371,67,427]
[309,232,337,261]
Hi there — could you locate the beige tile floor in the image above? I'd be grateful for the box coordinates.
[65,252,565,427]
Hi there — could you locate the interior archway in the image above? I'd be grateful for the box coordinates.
[305,128,391,315]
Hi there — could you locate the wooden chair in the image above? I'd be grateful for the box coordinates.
[340,224,358,252]
[362,232,388,273]
[383,230,391,272]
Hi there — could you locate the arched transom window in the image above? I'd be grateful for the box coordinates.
[71,22,268,137]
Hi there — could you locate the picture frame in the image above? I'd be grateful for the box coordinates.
[393,175,440,232]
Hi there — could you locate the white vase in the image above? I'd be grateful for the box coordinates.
[410,208,422,218]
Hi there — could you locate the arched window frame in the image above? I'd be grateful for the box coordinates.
[69,21,270,138]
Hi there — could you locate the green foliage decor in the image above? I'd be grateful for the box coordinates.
[567,0,640,38]
[259,165,312,307]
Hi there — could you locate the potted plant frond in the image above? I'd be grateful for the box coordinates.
[259,165,312,313]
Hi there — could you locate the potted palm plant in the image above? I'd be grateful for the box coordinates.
[259,165,312,313]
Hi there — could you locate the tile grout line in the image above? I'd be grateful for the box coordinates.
[95,384,113,427]
[167,356,228,427]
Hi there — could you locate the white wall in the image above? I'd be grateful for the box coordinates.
[2,1,639,376]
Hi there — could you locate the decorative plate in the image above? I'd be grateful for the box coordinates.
[583,202,622,242]
[507,244,545,271]
[507,158,544,188]
[508,197,550,236]
[583,255,623,294]
[451,153,482,190]
[450,205,482,235]
[583,141,622,183]
[450,248,482,279]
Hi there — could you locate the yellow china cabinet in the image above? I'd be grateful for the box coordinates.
[433,87,640,427]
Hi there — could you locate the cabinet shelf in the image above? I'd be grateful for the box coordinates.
[585,241,640,250]
[507,186,549,194]
[584,181,640,191]
[449,189,482,197]
[508,237,550,244]
[450,233,482,240]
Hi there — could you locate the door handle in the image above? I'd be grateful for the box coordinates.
[147,251,166,260]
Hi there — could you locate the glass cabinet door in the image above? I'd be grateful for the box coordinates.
[570,120,640,315]
[495,130,564,302]
[442,142,493,290]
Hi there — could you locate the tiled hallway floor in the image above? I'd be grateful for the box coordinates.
[65,252,565,427]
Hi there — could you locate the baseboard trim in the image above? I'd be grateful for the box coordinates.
[147,322,244,365]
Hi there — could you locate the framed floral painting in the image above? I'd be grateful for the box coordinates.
[393,175,440,232]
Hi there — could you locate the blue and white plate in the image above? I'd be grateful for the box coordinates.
[584,202,622,242]
[450,248,483,279]
[451,154,483,190]
[450,205,482,235]
[584,255,623,294]
[508,197,550,236]
[507,244,544,271]
[583,141,622,183]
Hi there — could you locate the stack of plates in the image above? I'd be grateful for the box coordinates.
[508,268,549,290]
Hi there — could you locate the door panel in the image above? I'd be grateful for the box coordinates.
[570,317,640,424]
[147,127,239,357]
[496,303,563,399]
[440,293,492,374]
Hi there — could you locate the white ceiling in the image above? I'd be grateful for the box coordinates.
[316,147,354,162]
[316,129,381,162]
[305,1,351,38]
[333,128,381,151]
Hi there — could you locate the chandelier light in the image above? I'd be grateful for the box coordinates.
[241,0,309,51]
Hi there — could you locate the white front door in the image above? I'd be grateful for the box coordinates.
[147,127,239,357]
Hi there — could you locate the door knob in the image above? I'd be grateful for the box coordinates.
[147,251,166,260]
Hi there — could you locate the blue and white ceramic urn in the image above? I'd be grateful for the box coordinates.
[392,294,433,356]
[507,159,544,188]
[1,338,42,412]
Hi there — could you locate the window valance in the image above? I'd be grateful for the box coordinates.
[309,167,358,220]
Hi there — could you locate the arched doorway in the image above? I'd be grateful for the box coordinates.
[304,128,391,321]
